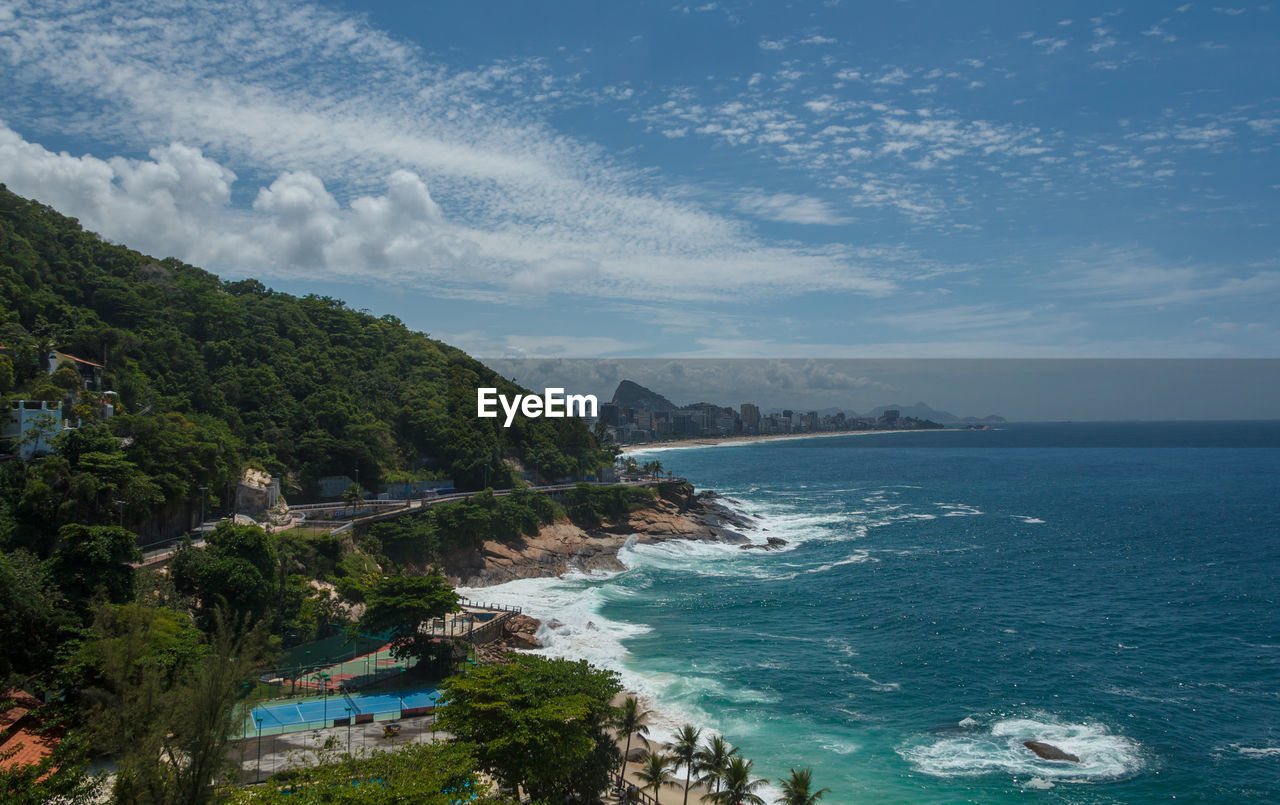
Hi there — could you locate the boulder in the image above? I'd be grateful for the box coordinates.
[740,537,789,551]
[503,614,542,649]
[1023,741,1080,763]
[626,746,649,762]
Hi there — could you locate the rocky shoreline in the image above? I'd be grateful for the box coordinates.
[440,483,758,588]
[442,483,760,657]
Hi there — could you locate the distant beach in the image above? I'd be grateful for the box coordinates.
[619,428,912,454]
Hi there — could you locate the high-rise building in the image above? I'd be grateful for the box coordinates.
[600,403,620,427]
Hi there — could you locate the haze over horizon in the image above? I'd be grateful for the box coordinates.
[2,1,1279,360]
[481,358,1280,422]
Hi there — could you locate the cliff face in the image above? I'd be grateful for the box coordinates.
[441,486,753,587]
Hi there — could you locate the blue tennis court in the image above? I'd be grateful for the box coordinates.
[252,687,440,729]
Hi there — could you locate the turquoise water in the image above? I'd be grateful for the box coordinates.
[468,423,1280,803]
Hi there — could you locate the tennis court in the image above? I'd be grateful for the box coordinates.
[251,687,440,730]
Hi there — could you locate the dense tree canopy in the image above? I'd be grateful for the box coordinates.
[0,183,609,553]
[358,572,459,666]
[364,487,562,569]
[436,655,622,804]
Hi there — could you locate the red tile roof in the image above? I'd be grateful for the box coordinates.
[0,689,60,773]
[53,351,104,369]
[0,727,60,771]
[0,705,32,732]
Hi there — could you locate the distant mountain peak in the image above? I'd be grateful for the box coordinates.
[611,380,677,411]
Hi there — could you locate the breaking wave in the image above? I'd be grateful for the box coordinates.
[899,715,1144,782]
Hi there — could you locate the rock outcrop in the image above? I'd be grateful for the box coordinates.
[741,536,789,550]
[441,484,755,587]
[1023,741,1080,763]
[473,613,544,664]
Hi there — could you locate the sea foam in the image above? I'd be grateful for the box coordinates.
[899,715,1143,782]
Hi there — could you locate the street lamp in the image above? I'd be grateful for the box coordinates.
[255,716,264,783]
[320,672,331,723]
[115,499,125,528]
[345,706,352,754]
[198,485,207,532]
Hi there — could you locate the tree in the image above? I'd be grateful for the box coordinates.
[358,572,459,668]
[48,524,140,607]
[170,521,277,629]
[74,605,273,805]
[778,767,831,805]
[694,735,738,796]
[436,655,622,804]
[668,724,702,805]
[50,365,81,391]
[342,482,364,507]
[707,757,767,805]
[634,751,679,805]
[0,548,72,682]
[221,742,512,804]
[616,695,652,774]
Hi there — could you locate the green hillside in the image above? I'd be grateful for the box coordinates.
[0,184,607,548]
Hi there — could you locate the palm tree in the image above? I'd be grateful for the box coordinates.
[668,724,702,805]
[634,752,679,805]
[778,768,830,805]
[616,696,652,773]
[693,735,738,796]
[707,757,766,805]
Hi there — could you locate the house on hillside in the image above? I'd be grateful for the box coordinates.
[0,688,63,778]
[47,351,104,389]
[2,400,69,459]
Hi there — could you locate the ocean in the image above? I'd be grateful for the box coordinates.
[463,422,1280,803]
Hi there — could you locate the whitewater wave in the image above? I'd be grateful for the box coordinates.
[936,502,984,517]
[899,715,1143,782]
[1218,744,1280,758]
[805,551,875,574]
[459,574,753,744]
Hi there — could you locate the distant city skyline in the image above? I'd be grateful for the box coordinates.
[481,359,1280,422]
[2,2,1279,358]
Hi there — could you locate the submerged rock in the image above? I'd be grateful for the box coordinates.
[1023,741,1080,763]
[740,536,789,551]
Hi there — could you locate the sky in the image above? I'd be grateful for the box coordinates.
[481,358,1280,420]
[1,0,1279,361]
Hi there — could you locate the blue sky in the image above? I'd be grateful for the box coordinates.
[2,0,1278,358]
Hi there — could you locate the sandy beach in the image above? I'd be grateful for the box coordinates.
[620,427,912,454]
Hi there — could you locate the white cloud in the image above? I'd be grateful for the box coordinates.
[1052,247,1280,308]
[0,0,918,304]
[736,191,852,225]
